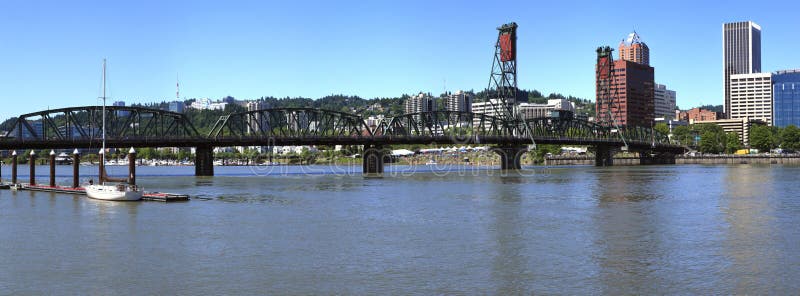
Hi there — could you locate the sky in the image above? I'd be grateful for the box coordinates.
[1,0,799,121]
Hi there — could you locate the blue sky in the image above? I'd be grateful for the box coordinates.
[1,0,798,121]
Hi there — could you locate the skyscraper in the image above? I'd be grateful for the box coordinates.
[772,70,800,128]
[595,47,655,128]
[618,31,649,66]
[723,21,761,118]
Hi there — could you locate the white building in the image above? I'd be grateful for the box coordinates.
[189,98,228,111]
[365,115,385,128]
[515,99,576,120]
[471,99,514,118]
[729,72,772,125]
[444,90,472,113]
[654,84,677,119]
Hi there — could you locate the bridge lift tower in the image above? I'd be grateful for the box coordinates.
[486,22,519,121]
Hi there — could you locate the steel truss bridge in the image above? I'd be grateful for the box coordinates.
[1,106,683,152]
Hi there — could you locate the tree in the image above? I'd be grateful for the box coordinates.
[725,132,741,154]
[750,125,778,152]
[654,123,670,136]
[697,124,726,154]
[779,125,800,151]
[672,125,694,146]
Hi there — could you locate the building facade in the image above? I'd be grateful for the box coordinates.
[772,69,800,128]
[654,83,677,119]
[729,72,772,125]
[618,31,650,66]
[596,59,655,127]
[723,21,761,117]
[676,107,721,122]
[403,93,435,115]
[444,90,472,113]
[516,99,576,120]
[168,101,185,113]
[691,118,764,146]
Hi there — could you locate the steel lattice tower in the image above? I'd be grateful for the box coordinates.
[486,22,518,120]
[595,46,618,127]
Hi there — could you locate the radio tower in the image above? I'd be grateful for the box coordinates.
[486,22,518,120]
[176,74,180,100]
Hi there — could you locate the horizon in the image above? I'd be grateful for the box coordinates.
[1,0,798,121]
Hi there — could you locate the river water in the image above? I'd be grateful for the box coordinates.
[1,164,799,294]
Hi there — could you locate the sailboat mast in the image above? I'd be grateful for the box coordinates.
[102,59,106,169]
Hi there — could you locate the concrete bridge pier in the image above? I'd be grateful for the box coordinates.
[492,145,527,170]
[195,146,214,177]
[362,144,386,177]
[595,145,614,167]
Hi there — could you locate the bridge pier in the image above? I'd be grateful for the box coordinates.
[362,145,387,177]
[195,146,214,176]
[595,145,614,167]
[492,145,527,170]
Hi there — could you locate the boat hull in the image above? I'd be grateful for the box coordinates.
[86,184,142,201]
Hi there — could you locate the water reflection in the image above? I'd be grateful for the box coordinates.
[489,175,527,293]
[721,166,781,294]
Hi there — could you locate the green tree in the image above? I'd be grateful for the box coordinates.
[654,123,670,137]
[779,125,800,151]
[725,132,741,154]
[672,125,694,146]
[750,125,778,152]
[698,124,726,154]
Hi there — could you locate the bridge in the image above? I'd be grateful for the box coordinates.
[0,105,685,176]
[0,22,686,177]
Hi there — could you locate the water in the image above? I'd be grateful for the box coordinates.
[1,164,799,294]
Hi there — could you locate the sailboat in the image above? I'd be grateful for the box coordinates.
[85,59,142,201]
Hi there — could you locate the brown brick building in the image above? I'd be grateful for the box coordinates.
[675,107,722,122]
[596,58,655,128]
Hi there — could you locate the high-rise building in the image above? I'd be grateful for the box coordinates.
[403,93,435,114]
[444,90,472,113]
[618,31,650,66]
[246,101,270,134]
[729,72,772,125]
[723,21,761,118]
[772,69,800,128]
[596,58,655,128]
[654,84,676,119]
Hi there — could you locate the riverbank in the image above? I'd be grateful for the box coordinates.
[545,154,800,166]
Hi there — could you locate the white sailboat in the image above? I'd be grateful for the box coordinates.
[85,59,142,201]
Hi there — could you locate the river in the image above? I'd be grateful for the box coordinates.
[1,164,799,294]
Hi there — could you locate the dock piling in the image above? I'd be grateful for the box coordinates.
[49,150,56,187]
[29,150,36,185]
[11,150,17,184]
[128,147,136,186]
[72,149,80,188]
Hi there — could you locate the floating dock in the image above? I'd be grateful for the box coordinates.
[14,184,189,202]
